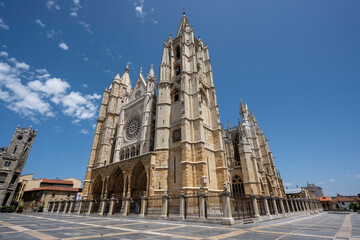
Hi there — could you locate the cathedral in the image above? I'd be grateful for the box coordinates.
[82,14,287,217]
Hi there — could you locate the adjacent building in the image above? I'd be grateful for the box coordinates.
[12,174,81,211]
[0,126,37,206]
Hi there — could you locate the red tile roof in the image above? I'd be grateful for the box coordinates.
[319,196,332,202]
[337,195,357,202]
[25,187,80,192]
[41,179,73,184]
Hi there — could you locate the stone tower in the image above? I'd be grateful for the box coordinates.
[0,126,37,206]
[223,101,285,197]
[153,14,227,194]
[82,66,132,199]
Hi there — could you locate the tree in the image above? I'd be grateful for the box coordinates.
[349,202,359,211]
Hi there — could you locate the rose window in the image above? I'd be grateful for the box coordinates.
[125,115,142,140]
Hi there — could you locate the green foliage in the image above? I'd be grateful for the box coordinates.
[17,205,24,210]
[38,205,44,210]
[349,202,360,211]
[0,206,15,213]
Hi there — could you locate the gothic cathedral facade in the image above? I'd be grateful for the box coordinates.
[82,14,285,205]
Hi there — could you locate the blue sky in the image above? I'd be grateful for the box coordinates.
[0,0,359,196]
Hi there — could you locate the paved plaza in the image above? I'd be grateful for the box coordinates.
[0,212,359,240]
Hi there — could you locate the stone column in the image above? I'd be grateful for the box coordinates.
[68,200,75,214]
[220,185,235,225]
[290,198,295,212]
[272,197,279,215]
[51,201,56,212]
[108,195,116,216]
[56,200,63,213]
[99,198,108,216]
[199,190,206,220]
[63,200,69,213]
[251,194,260,219]
[178,191,185,221]
[285,198,290,213]
[87,199,95,215]
[161,190,169,219]
[280,198,286,216]
[77,200,83,214]
[139,192,148,218]
[122,197,130,216]
[301,199,306,212]
[264,197,271,217]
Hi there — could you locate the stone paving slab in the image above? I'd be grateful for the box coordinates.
[0,212,357,239]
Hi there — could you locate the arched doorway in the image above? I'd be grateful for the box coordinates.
[130,161,147,214]
[107,168,124,199]
[91,175,103,200]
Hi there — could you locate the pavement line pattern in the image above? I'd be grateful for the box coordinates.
[334,214,352,239]
[209,214,328,239]
[22,214,203,240]
[0,220,58,240]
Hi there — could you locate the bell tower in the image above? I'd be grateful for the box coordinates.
[153,14,227,194]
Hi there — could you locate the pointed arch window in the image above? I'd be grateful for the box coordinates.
[120,149,125,160]
[172,89,180,103]
[131,146,135,157]
[231,175,245,195]
[175,65,181,76]
[13,145,18,154]
[176,46,181,59]
[136,145,140,156]
[233,135,241,166]
[125,148,130,159]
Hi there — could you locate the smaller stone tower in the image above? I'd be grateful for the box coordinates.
[0,125,37,206]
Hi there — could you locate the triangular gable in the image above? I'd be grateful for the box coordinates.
[129,72,147,102]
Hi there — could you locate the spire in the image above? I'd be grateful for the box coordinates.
[176,13,190,37]
[120,64,132,90]
[147,64,155,79]
[113,73,121,81]
[240,98,245,113]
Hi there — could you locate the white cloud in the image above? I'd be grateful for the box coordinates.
[82,84,88,88]
[132,0,157,24]
[35,19,45,28]
[59,42,69,51]
[0,51,8,58]
[70,0,81,17]
[0,18,9,30]
[46,29,62,39]
[355,174,360,179]
[0,53,101,123]
[284,183,292,186]
[80,129,89,134]
[330,179,336,182]
[46,0,60,10]
[346,174,352,178]
[15,62,30,70]
[2,45,7,49]
[78,21,93,34]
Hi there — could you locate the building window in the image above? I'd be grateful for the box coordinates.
[125,148,130,159]
[176,46,181,59]
[135,91,141,99]
[136,145,140,156]
[7,162,11,167]
[13,145,18,154]
[131,146,135,157]
[0,172,7,186]
[120,150,125,160]
[173,89,179,103]
[172,129,181,142]
[175,65,181,76]
[3,161,7,167]
[231,175,245,195]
